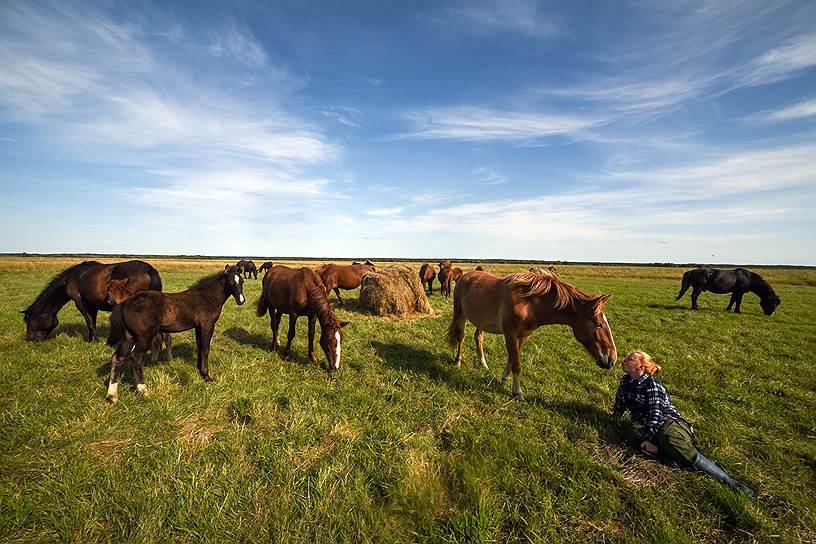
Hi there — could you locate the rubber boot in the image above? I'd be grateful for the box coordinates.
[692,453,754,497]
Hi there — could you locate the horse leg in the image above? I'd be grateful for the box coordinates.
[106,332,134,403]
[196,325,215,381]
[283,313,298,361]
[307,314,317,363]
[74,299,97,342]
[149,334,161,362]
[733,291,744,314]
[691,287,702,310]
[474,329,488,369]
[132,336,152,395]
[726,293,736,312]
[162,333,172,361]
[333,288,343,305]
[270,309,282,351]
[504,333,524,402]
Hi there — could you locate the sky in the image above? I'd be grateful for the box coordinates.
[1,0,815,265]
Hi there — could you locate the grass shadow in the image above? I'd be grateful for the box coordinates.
[371,341,475,391]
[535,399,624,443]
[52,323,93,339]
[224,326,269,350]
[94,340,197,379]
[646,303,689,311]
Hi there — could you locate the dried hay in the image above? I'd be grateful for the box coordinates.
[359,265,432,317]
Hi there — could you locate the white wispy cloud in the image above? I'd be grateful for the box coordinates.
[397,106,603,142]
[428,0,562,39]
[0,1,341,216]
[366,207,404,217]
[472,166,508,185]
[747,96,816,123]
[321,106,363,128]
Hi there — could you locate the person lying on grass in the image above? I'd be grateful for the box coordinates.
[610,350,754,497]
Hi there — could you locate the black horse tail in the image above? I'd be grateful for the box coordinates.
[148,267,163,292]
[446,290,465,348]
[257,294,268,317]
[107,304,125,346]
[676,271,692,300]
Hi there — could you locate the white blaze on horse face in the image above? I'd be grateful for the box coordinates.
[334,330,341,370]
[602,313,616,358]
[234,275,240,285]
[239,293,245,304]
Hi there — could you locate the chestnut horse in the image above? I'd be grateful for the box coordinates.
[105,265,245,402]
[257,266,348,370]
[447,270,617,401]
[418,263,436,294]
[438,263,453,298]
[316,261,375,305]
[105,278,172,362]
[22,260,162,342]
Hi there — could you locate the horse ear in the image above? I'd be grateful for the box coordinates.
[590,295,610,313]
[225,264,231,272]
[339,320,350,328]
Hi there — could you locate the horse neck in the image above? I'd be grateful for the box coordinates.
[527,289,584,326]
[192,275,231,306]
[308,287,337,329]
[749,275,774,299]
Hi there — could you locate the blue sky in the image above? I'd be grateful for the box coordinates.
[1,0,815,264]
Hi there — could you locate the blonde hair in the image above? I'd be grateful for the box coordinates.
[625,350,662,375]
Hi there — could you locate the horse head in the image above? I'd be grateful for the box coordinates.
[22,309,58,341]
[224,265,246,305]
[760,294,781,316]
[105,278,130,306]
[571,295,617,370]
[320,320,349,372]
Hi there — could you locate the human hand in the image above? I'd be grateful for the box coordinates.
[640,441,658,454]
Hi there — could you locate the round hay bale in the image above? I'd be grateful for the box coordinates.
[359,265,432,317]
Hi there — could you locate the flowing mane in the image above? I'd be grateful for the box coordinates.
[307,285,338,327]
[24,261,100,316]
[501,272,597,312]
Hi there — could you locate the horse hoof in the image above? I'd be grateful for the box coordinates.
[135,384,148,396]
[105,394,118,404]
[202,374,215,382]
[513,394,527,403]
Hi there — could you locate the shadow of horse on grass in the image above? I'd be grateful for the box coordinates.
[224,326,269,350]
[94,341,197,380]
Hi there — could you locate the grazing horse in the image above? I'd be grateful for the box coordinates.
[419,263,436,294]
[438,263,454,298]
[474,265,485,271]
[447,270,617,401]
[105,265,245,403]
[257,266,348,370]
[451,267,463,282]
[236,259,258,279]
[105,278,172,362]
[259,261,274,274]
[315,261,375,305]
[676,267,781,315]
[22,260,162,342]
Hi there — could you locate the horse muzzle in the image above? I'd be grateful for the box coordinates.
[596,354,615,370]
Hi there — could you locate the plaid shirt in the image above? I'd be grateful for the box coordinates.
[612,374,682,443]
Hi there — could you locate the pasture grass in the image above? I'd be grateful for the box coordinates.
[1,257,814,543]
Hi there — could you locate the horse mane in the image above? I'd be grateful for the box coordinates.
[306,285,338,328]
[24,261,101,316]
[315,263,331,274]
[502,271,597,312]
[749,272,776,299]
[190,271,226,289]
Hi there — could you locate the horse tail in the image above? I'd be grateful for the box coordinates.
[446,287,466,348]
[676,270,692,300]
[148,267,163,292]
[107,304,125,346]
[257,294,268,317]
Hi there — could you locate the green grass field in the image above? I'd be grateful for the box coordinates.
[1,257,814,543]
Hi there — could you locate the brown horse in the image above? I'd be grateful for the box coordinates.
[315,261,375,305]
[105,265,245,402]
[236,259,258,279]
[105,278,172,362]
[22,260,162,342]
[451,267,463,281]
[418,263,436,294]
[447,270,617,401]
[474,265,485,271]
[257,266,348,370]
[438,263,454,298]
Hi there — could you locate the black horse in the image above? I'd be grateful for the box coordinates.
[22,260,162,342]
[259,261,274,274]
[105,265,245,402]
[236,259,258,279]
[676,267,780,315]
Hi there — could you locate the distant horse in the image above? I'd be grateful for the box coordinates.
[451,267,463,282]
[257,266,348,370]
[105,265,245,403]
[105,278,172,362]
[419,263,436,294]
[316,262,375,305]
[438,263,453,298]
[447,270,617,401]
[259,261,274,274]
[474,266,485,271]
[22,260,162,342]
[676,267,781,315]
[236,259,258,279]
